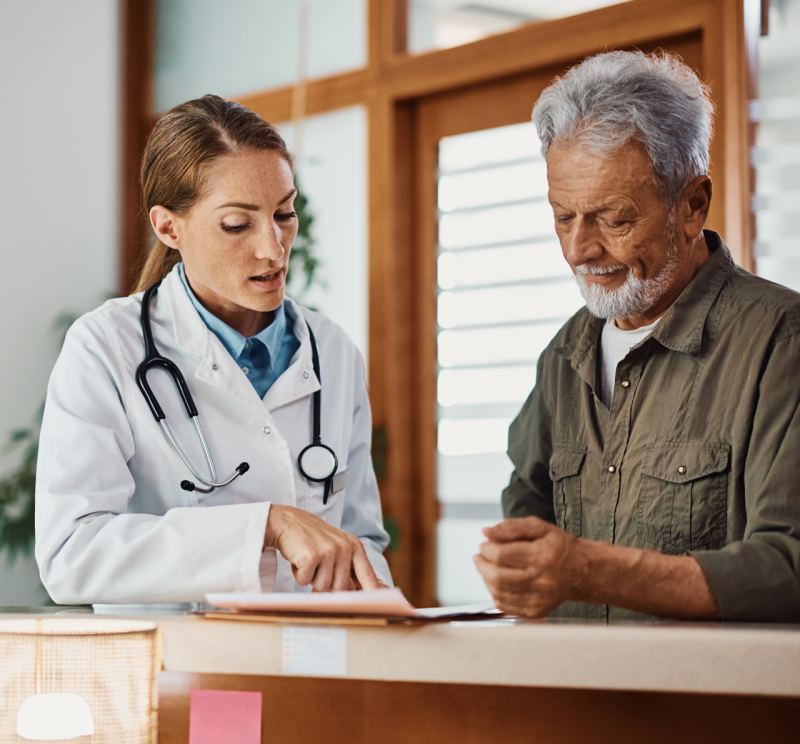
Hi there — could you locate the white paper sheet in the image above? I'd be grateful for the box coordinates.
[206,588,497,618]
[282,627,347,676]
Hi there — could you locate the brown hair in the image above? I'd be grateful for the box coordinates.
[134,94,294,293]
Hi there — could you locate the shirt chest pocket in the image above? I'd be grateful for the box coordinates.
[549,445,587,537]
[636,441,730,554]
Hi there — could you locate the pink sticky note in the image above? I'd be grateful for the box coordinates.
[189,689,262,744]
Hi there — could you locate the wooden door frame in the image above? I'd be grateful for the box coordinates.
[120,0,762,606]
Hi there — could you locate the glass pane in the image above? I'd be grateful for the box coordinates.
[753,1,800,292]
[279,107,369,359]
[155,0,366,112]
[437,519,495,605]
[438,280,584,328]
[438,323,564,367]
[409,0,632,55]
[438,366,536,406]
[437,242,571,290]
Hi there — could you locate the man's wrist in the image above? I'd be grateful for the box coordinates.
[565,536,595,604]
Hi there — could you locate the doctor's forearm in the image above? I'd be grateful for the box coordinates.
[569,539,721,620]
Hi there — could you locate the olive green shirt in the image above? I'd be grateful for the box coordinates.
[502,231,800,622]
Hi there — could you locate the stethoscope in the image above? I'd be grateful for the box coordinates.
[136,281,339,503]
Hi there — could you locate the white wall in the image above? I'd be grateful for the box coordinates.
[0,0,119,605]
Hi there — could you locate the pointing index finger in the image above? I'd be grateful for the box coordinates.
[350,540,380,591]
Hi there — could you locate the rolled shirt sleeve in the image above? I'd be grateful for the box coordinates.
[691,334,800,622]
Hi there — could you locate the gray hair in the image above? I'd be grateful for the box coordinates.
[532,50,714,211]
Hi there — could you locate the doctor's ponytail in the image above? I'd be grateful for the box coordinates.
[134,95,294,293]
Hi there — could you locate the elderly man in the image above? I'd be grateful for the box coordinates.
[475,50,800,622]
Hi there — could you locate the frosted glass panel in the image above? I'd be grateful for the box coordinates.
[438,243,571,290]
[438,366,536,406]
[438,323,563,367]
[409,0,632,55]
[438,161,548,211]
[156,0,366,112]
[438,280,584,328]
[437,519,495,605]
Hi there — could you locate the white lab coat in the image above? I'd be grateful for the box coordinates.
[35,265,391,604]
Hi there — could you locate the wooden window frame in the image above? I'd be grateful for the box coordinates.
[120,0,762,606]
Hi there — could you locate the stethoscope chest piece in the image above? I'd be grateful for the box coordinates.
[298,444,337,482]
[298,323,337,505]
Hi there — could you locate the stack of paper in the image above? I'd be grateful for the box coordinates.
[204,588,499,624]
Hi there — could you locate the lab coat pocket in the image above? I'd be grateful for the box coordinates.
[637,441,730,554]
[307,469,349,525]
[548,444,587,537]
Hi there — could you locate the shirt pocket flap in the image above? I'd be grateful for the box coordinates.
[549,445,588,481]
[642,442,730,484]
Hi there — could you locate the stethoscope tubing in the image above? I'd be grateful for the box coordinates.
[137,280,336,500]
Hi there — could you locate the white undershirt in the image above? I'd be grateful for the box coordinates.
[597,317,661,408]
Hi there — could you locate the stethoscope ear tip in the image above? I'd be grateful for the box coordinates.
[180,480,196,492]
[237,462,250,475]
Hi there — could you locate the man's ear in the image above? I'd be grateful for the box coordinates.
[682,175,712,241]
[150,205,182,250]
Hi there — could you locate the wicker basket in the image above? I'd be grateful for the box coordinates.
[0,618,161,743]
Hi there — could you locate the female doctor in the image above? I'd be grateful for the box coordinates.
[35,95,391,604]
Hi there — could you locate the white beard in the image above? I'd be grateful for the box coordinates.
[574,228,680,320]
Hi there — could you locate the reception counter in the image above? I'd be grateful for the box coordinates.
[3,608,800,743]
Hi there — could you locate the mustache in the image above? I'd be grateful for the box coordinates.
[575,264,628,276]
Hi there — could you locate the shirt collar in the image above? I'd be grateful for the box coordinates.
[650,230,736,356]
[178,262,288,362]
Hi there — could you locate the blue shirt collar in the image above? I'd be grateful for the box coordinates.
[178,262,287,363]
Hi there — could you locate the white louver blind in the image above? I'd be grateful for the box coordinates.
[435,122,585,605]
[752,1,800,290]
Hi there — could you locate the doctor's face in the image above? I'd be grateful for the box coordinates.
[155,148,298,329]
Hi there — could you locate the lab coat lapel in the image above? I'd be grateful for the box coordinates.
[262,298,320,411]
[161,267,271,413]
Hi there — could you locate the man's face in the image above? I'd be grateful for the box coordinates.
[547,139,688,324]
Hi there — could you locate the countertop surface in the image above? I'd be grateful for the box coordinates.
[2,606,800,696]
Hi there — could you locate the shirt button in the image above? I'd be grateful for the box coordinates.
[303,371,309,379]
[263,426,271,435]
[244,342,250,349]
[621,380,630,388]
[678,466,687,475]
[608,465,616,474]
[211,363,220,372]
[242,367,249,375]
[551,467,556,475]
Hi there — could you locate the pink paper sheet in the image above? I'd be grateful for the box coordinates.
[189,689,262,744]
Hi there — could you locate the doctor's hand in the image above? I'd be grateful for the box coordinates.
[474,517,583,618]
[264,505,382,592]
